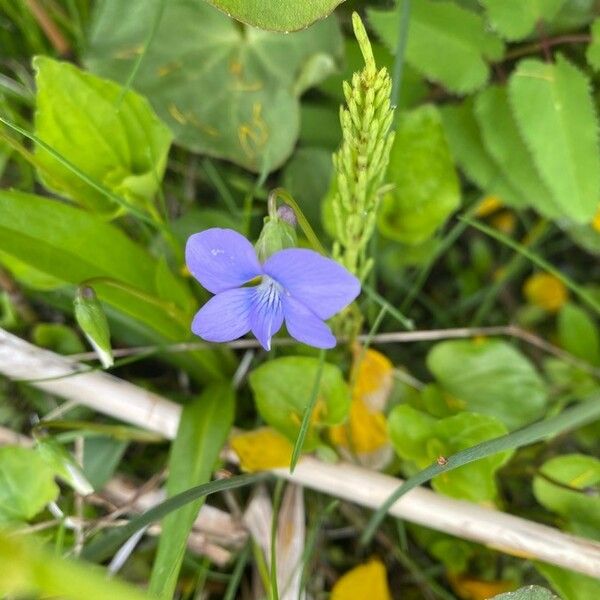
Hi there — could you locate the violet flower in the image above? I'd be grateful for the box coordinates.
[186,228,360,350]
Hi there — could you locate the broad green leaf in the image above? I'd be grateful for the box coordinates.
[0,530,152,600]
[563,220,600,256]
[377,104,461,245]
[439,100,525,207]
[34,57,172,216]
[558,303,600,365]
[368,0,504,94]
[491,585,558,599]
[149,383,234,599]
[481,0,567,41]
[205,0,345,31]
[86,0,342,173]
[509,56,600,223]
[586,18,600,70]
[0,446,59,523]
[154,256,195,315]
[0,191,182,338]
[533,453,600,539]
[388,406,511,502]
[0,191,225,381]
[170,208,242,248]
[536,563,600,600]
[409,526,475,574]
[249,356,350,448]
[32,323,85,355]
[362,395,600,544]
[427,339,548,430]
[474,85,560,216]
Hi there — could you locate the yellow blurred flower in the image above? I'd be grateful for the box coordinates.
[331,559,392,600]
[475,195,503,218]
[329,397,388,453]
[523,272,568,312]
[351,344,394,412]
[489,210,516,235]
[230,427,292,472]
[448,573,514,600]
[330,347,393,468]
[593,209,600,233]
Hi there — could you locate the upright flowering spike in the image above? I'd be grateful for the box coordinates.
[186,228,360,350]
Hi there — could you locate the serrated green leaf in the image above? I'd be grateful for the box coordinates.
[558,303,600,365]
[481,0,567,41]
[388,405,511,502]
[149,383,234,599]
[378,104,461,245]
[249,356,350,448]
[440,100,525,207]
[427,339,548,430]
[586,18,600,70]
[509,55,600,223]
[33,57,171,216]
[368,0,504,93]
[205,0,345,31]
[86,0,342,173]
[474,85,560,216]
[0,446,59,523]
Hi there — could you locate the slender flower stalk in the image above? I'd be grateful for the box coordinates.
[331,13,395,280]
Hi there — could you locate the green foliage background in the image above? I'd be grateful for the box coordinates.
[0,0,600,598]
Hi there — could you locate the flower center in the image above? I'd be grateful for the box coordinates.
[255,275,283,308]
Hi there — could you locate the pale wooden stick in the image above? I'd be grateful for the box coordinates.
[2,328,600,578]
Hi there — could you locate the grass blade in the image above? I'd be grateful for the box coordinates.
[290,350,326,472]
[148,383,235,599]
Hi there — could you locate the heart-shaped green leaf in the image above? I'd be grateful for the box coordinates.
[86,0,342,173]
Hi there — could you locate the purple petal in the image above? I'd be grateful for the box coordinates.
[283,296,336,349]
[249,282,284,351]
[186,228,262,294]
[191,287,253,343]
[263,249,360,320]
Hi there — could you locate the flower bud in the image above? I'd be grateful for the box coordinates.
[255,206,298,261]
[74,286,113,368]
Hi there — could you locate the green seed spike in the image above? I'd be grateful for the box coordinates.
[330,12,395,279]
[352,12,376,75]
